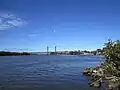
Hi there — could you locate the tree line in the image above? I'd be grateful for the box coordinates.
[0,51,32,56]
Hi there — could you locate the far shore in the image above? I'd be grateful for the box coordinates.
[0,51,33,56]
[0,49,103,56]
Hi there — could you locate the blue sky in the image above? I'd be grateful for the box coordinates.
[0,0,120,52]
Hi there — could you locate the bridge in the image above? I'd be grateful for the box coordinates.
[31,46,69,55]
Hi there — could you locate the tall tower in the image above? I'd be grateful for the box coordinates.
[55,46,57,54]
[47,46,49,55]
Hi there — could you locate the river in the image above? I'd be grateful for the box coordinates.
[0,55,105,90]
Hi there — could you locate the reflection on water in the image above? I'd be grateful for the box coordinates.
[0,55,104,90]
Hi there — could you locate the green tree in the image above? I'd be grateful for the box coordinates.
[103,39,120,70]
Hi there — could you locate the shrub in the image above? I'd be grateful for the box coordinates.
[103,39,120,76]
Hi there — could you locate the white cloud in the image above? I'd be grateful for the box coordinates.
[2,14,14,19]
[0,12,27,30]
[7,19,24,27]
[0,24,13,30]
[3,48,33,51]
[27,34,41,38]
[28,34,37,37]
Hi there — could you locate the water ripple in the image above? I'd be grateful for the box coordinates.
[0,55,103,90]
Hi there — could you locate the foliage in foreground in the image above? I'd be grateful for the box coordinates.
[103,39,120,76]
[83,39,120,89]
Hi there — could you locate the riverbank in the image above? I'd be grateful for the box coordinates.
[83,40,120,90]
[83,64,120,89]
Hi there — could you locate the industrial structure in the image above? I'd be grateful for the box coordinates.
[47,46,57,55]
[47,46,49,55]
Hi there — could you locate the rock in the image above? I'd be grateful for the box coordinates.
[93,70,97,73]
[89,78,102,88]
[83,70,89,75]
[83,63,120,89]
[83,67,105,88]
[94,68,104,77]
[105,77,114,80]
[83,67,93,75]
[83,67,104,80]
[108,76,120,89]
